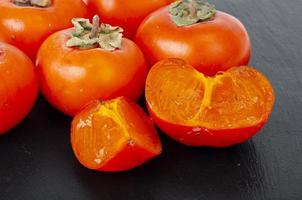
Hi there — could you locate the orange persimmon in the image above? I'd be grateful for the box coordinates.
[0,0,88,60]
[145,59,275,147]
[71,97,162,172]
[86,0,175,39]
[37,16,148,116]
[135,0,251,76]
[0,42,38,135]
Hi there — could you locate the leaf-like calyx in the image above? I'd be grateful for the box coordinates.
[13,0,51,7]
[169,0,216,27]
[66,15,124,51]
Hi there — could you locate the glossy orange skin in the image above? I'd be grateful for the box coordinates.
[148,106,266,147]
[71,97,162,172]
[37,28,148,116]
[99,143,159,172]
[0,42,38,135]
[0,0,88,60]
[86,0,175,39]
[135,8,251,76]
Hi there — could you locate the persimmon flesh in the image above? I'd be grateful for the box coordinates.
[71,97,162,172]
[146,59,275,147]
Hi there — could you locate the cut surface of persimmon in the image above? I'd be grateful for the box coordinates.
[71,97,162,172]
[145,59,275,147]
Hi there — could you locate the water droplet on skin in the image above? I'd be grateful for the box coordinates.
[94,159,102,164]
[192,127,202,136]
[128,140,135,146]
[252,96,259,103]
[94,147,106,164]
[246,116,257,122]
[76,115,93,129]
[106,134,111,141]
[99,148,105,156]
[192,127,202,132]
[102,124,108,130]
[76,119,86,129]
[186,131,193,135]
[204,128,214,136]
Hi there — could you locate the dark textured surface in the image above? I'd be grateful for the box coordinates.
[1,0,302,199]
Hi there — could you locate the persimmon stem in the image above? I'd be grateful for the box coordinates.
[13,0,51,7]
[169,0,216,27]
[90,15,100,39]
[66,15,124,51]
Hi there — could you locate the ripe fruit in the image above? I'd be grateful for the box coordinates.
[135,0,251,76]
[145,59,275,147]
[0,42,38,135]
[0,0,88,59]
[37,16,148,116]
[86,0,175,38]
[71,97,162,172]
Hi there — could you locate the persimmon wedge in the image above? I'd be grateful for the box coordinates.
[145,59,275,147]
[71,97,162,172]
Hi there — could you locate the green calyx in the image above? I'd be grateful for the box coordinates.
[66,15,123,51]
[13,0,51,7]
[169,0,216,27]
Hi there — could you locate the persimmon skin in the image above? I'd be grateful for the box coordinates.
[148,106,266,147]
[0,0,88,60]
[86,0,175,39]
[37,28,148,116]
[71,97,162,172]
[0,42,38,135]
[135,8,251,76]
[145,59,275,147]
[98,143,159,172]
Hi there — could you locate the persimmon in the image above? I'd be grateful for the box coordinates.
[145,59,275,147]
[86,0,175,39]
[37,16,148,116]
[0,0,88,60]
[135,0,251,76]
[71,97,162,172]
[0,42,38,135]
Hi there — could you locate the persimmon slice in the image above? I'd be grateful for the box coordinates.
[146,59,275,147]
[71,97,162,172]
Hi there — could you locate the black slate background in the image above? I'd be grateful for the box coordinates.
[1,0,302,199]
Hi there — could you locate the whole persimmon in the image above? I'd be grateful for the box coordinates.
[0,42,38,135]
[37,16,148,116]
[0,0,88,59]
[86,0,175,39]
[135,0,251,76]
[145,59,275,147]
[71,97,162,172]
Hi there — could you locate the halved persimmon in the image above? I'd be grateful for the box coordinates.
[71,97,162,172]
[146,59,275,147]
